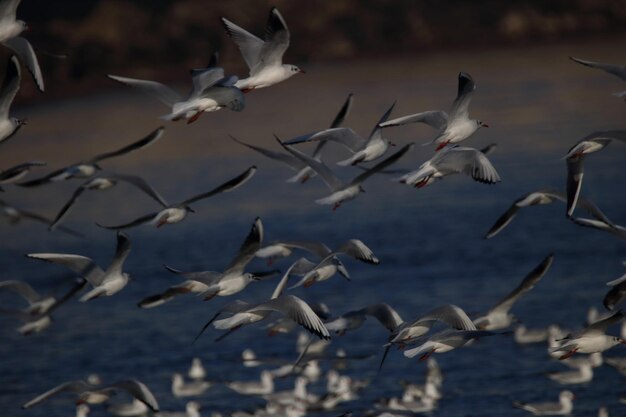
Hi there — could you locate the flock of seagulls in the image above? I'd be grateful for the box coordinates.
[0,1,625,416]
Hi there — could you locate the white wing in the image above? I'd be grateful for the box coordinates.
[250,295,330,340]
[26,254,105,287]
[107,75,181,107]
[4,37,43,92]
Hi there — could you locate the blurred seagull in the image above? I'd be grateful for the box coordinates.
[231,93,353,183]
[604,264,626,311]
[513,390,574,416]
[278,138,414,210]
[0,0,44,91]
[222,7,304,92]
[325,303,403,335]
[0,161,45,190]
[138,217,266,307]
[108,52,244,123]
[0,55,25,144]
[27,233,133,302]
[49,173,169,231]
[0,199,83,237]
[395,146,500,188]
[402,329,498,361]
[570,56,626,99]
[171,373,211,398]
[22,379,159,412]
[98,166,256,229]
[18,127,165,187]
[564,130,626,217]
[282,102,397,166]
[473,254,554,330]
[379,72,488,150]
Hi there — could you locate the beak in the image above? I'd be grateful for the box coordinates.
[19,118,27,126]
[390,142,397,147]
[482,123,490,128]
[298,69,306,74]
[620,339,626,345]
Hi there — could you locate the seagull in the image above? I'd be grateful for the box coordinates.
[514,325,550,344]
[230,93,353,183]
[570,56,626,99]
[569,203,626,242]
[282,102,397,166]
[138,217,265,307]
[402,329,499,361]
[107,398,150,417]
[395,145,500,188]
[551,310,625,359]
[188,358,206,381]
[0,277,86,335]
[156,401,201,417]
[17,126,165,187]
[222,7,304,92]
[0,55,25,144]
[0,161,45,190]
[49,173,170,231]
[194,259,331,342]
[379,72,488,151]
[27,232,133,302]
[0,199,83,237]
[513,390,575,416]
[108,52,244,123]
[0,0,44,92]
[97,166,256,229]
[227,371,274,395]
[564,130,626,217]
[171,373,211,398]
[325,303,403,335]
[22,379,159,412]
[473,254,554,330]
[546,362,593,385]
[278,138,414,210]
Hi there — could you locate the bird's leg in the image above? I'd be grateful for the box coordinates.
[332,202,341,211]
[419,349,436,362]
[187,112,203,124]
[435,141,450,151]
[558,349,578,360]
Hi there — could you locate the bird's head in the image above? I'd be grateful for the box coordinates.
[477,120,489,128]
[289,65,305,74]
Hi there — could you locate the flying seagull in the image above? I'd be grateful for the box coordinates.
[570,56,626,99]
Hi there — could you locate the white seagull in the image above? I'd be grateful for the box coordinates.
[98,166,256,229]
[282,102,397,166]
[279,138,414,210]
[0,0,44,91]
[171,373,212,398]
[0,55,25,144]
[222,7,304,92]
[22,379,159,412]
[108,52,244,123]
[513,390,575,416]
[138,217,266,307]
[0,161,45,190]
[564,130,626,217]
[17,126,165,187]
[379,72,488,150]
[570,56,626,99]
[395,145,500,188]
[27,232,133,302]
[473,254,554,330]
[231,93,353,183]
[604,265,626,311]
[402,329,498,361]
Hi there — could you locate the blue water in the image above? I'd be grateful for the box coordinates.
[2,48,626,416]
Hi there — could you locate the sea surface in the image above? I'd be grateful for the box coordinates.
[1,38,625,416]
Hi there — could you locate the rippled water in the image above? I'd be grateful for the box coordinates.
[1,38,626,416]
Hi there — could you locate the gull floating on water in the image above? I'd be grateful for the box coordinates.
[570,56,626,99]
[513,390,574,416]
[157,401,202,417]
[27,233,132,302]
[108,52,244,123]
[222,7,304,92]
[379,72,488,151]
[227,370,274,396]
[18,126,165,187]
[98,166,256,229]
[171,373,212,398]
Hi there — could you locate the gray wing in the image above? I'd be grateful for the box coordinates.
[284,128,365,152]
[273,240,332,258]
[566,157,584,217]
[12,207,84,238]
[408,304,476,331]
[22,380,91,409]
[490,254,554,315]
[0,0,20,21]
[109,232,131,273]
[278,137,344,192]
[583,310,625,335]
[106,174,169,207]
[436,147,501,184]
[330,93,353,129]
[379,110,448,131]
[449,72,476,119]
[193,299,251,343]
[333,239,379,264]
[96,212,157,231]
[250,295,330,340]
[0,280,41,303]
[225,217,264,273]
[203,85,245,112]
[26,253,106,287]
[180,166,256,206]
[366,101,396,145]
[4,37,43,92]
[107,75,181,107]
[570,56,626,81]
[105,380,159,412]
[0,161,45,183]
[163,264,223,284]
[350,143,414,186]
[190,66,226,97]
[256,7,290,70]
[91,126,165,163]
[0,55,20,118]
[230,135,304,171]
[221,17,264,70]
[359,303,403,331]
[570,217,626,242]
[49,184,89,231]
[480,143,497,155]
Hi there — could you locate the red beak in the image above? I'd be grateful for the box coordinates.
[298,69,306,74]
[482,123,490,128]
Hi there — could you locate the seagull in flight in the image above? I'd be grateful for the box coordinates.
[108,52,244,124]
[570,56,626,99]
[0,160,45,190]
[17,127,165,187]
[222,7,304,92]
[379,72,488,151]
[27,233,133,302]
[0,55,25,144]
[0,199,83,237]
[97,166,256,229]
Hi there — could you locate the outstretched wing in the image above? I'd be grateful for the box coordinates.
[570,56,626,81]
[250,295,330,340]
[26,254,105,287]
[0,55,20,118]
[4,37,44,92]
[91,126,165,163]
[107,75,181,107]
[449,72,476,119]
[179,166,256,206]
